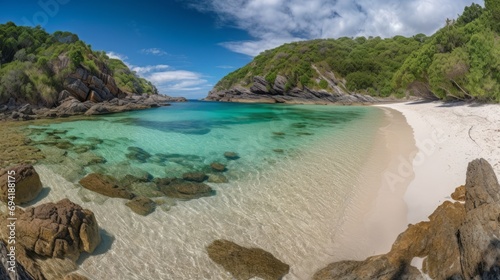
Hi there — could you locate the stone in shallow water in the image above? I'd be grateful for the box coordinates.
[182,172,208,182]
[79,173,135,199]
[0,164,42,204]
[273,149,284,153]
[272,132,285,136]
[224,152,239,160]
[207,239,290,280]
[158,178,214,200]
[210,162,226,172]
[126,146,152,162]
[207,173,228,183]
[125,196,156,216]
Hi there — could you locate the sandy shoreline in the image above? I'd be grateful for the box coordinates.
[377,101,500,224]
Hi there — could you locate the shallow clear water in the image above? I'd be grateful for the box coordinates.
[28,101,378,182]
[26,101,387,279]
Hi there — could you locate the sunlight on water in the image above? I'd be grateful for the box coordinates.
[27,101,385,279]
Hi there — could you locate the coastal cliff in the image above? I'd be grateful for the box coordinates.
[0,22,186,120]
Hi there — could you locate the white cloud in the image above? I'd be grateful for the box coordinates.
[216,65,235,69]
[141,48,168,56]
[191,0,482,56]
[106,52,210,96]
[131,65,170,75]
[106,51,128,61]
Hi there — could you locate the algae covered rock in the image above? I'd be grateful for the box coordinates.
[207,239,290,280]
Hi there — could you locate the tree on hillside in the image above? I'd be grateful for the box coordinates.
[485,0,500,31]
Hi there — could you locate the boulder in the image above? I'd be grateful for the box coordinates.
[250,76,270,95]
[88,90,104,103]
[14,199,100,261]
[65,79,89,101]
[85,104,110,115]
[224,152,239,160]
[313,158,500,280]
[272,75,287,94]
[79,173,135,199]
[458,159,500,279]
[55,98,92,116]
[182,172,208,182]
[158,178,214,200]
[58,90,72,103]
[18,104,33,115]
[125,196,156,216]
[0,164,43,204]
[207,239,290,280]
[210,162,226,172]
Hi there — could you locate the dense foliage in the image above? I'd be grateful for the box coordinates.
[0,22,157,106]
[215,2,500,102]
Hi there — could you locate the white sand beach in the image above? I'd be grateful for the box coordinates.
[378,101,500,225]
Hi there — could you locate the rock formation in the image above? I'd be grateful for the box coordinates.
[0,199,101,280]
[1,65,187,121]
[0,164,43,204]
[313,158,500,280]
[205,75,379,104]
[79,173,135,199]
[125,196,156,216]
[207,239,290,280]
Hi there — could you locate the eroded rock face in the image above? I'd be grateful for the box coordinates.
[451,185,466,201]
[313,158,500,280]
[79,173,135,199]
[0,164,43,204]
[15,199,101,261]
[459,158,500,279]
[207,239,290,280]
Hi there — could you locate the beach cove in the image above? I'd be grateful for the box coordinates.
[3,100,499,279]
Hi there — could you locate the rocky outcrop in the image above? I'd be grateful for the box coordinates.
[15,199,100,260]
[314,158,500,280]
[459,158,500,279]
[79,173,135,199]
[207,239,290,280]
[1,65,187,121]
[0,164,43,204]
[0,199,100,280]
[205,75,379,104]
[451,185,466,201]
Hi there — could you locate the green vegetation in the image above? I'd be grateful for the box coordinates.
[215,2,500,102]
[0,22,157,106]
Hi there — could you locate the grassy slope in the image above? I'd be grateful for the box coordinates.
[0,22,157,106]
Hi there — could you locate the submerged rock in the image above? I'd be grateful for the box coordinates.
[158,178,214,200]
[79,173,135,199]
[210,162,226,172]
[126,146,152,162]
[0,164,43,204]
[224,152,239,160]
[125,196,156,216]
[207,239,290,280]
[182,172,208,182]
[207,174,229,183]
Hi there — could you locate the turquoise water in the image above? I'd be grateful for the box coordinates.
[28,101,381,183]
[27,101,389,279]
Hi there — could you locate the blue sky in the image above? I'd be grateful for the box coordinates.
[0,0,482,99]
